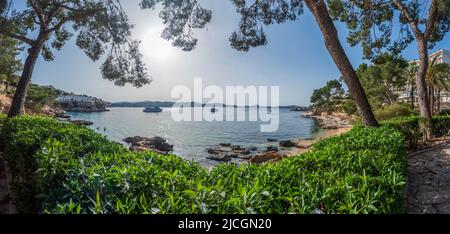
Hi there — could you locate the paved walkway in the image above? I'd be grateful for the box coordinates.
[407,142,450,214]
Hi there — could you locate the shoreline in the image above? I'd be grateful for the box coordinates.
[282,127,352,157]
[64,109,353,165]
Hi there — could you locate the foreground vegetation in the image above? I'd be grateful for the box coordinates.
[0,115,415,214]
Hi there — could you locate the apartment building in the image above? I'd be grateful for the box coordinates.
[397,49,450,111]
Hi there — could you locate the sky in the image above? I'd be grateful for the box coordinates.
[17,0,450,106]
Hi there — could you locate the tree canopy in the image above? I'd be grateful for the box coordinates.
[328,0,450,59]
[0,0,6,14]
[228,0,304,51]
[140,0,212,51]
[356,53,409,108]
[222,0,377,126]
[311,79,345,108]
[0,0,150,87]
[0,34,22,78]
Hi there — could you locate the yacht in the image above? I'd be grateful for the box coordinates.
[143,106,163,113]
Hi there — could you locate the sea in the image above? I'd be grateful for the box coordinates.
[68,107,318,167]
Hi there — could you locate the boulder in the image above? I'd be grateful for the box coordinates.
[267,138,278,142]
[124,136,174,154]
[323,125,338,130]
[207,154,235,162]
[206,144,255,162]
[238,154,253,160]
[249,152,283,164]
[57,114,71,119]
[279,140,297,148]
[248,147,258,152]
[207,147,227,155]
[70,120,94,126]
[266,146,279,152]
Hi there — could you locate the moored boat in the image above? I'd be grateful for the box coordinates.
[143,106,163,113]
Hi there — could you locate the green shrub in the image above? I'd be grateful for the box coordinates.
[382,115,450,149]
[374,103,418,121]
[2,116,407,214]
[438,109,450,116]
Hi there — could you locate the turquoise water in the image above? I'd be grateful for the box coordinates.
[69,107,317,166]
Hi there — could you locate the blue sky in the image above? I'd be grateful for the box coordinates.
[19,0,450,106]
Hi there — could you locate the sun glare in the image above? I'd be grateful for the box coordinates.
[141,28,175,60]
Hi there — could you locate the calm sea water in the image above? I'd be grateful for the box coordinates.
[69,107,317,166]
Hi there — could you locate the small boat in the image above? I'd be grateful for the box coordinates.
[143,106,163,113]
[211,105,218,113]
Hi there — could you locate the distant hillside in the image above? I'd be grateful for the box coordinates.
[0,82,111,115]
[112,101,308,110]
[111,101,178,108]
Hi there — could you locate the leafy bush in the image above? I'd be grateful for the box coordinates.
[374,103,418,121]
[439,109,450,116]
[2,116,407,214]
[382,115,450,149]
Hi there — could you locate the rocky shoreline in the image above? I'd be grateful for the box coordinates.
[123,136,174,155]
[61,109,353,165]
[113,125,352,166]
[302,111,353,129]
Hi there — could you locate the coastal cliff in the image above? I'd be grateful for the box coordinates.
[56,95,110,112]
[0,94,64,117]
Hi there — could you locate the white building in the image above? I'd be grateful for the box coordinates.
[56,95,94,103]
[397,49,450,111]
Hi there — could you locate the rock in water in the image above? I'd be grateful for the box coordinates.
[70,120,94,126]
[266,146,279,152]
[206,154,235,162]
[279,140,297,148]
[206,144,254,162]
[249,152,283,164]
[123,136,174,154]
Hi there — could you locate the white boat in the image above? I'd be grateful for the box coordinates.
[143,106,163,113]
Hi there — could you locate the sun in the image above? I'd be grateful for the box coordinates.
[141,28,175,60]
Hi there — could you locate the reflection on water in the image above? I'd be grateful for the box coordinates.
[69,107,316,166]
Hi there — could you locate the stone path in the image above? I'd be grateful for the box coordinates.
[407,142,450,214]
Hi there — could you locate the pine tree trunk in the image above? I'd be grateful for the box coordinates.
[304,0,378,127]
[428,84,434,116]
[416,40,433,138]
[410,85,415,110]
[7,39,44,118]
[437,89,441,113]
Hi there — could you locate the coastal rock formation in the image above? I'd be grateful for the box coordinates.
[55,113,71,119]
[0,94,65,117]
[69,120,94,126]
[266,146,279,152]
[56,94,110,112]
[206,144,255,162]
[249,152,283,164]
[279,140,297,148]
[302,111,353,129]
[289,106,308,112]
[123,136,174,154]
